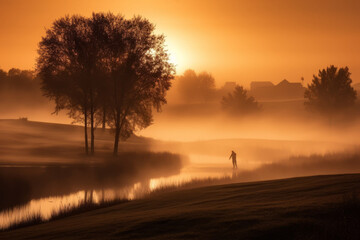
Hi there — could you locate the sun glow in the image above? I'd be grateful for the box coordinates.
[168,50,178,67]
[166,46,187,74]
[164,36,188,74]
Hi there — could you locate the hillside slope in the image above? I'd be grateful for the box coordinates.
[2,174,360,240]
[0,119,153,165]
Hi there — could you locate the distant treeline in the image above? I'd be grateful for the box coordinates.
[0,68,45,109]
[170,66,360,117]
[1,65,359,120]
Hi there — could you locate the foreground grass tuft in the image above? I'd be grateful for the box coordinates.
[1,198,129,232]
[5,213,43,231]
[50,199,129,221]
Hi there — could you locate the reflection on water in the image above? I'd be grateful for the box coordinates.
[0,191,85,229]
[0,183,149,229]
[0,154,238,230]
[149,153,246,191]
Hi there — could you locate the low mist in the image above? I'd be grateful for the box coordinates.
[1,67,360,194]
[136,69,360,183]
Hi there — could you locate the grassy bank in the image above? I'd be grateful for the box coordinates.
[0,119,185,210]
[1,173,360,239]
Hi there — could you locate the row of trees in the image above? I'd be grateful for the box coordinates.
[37,13,175,156]
[0,68,45,109]
[176,69,216,102]
[0,69,39,91]
[173,66,358,117]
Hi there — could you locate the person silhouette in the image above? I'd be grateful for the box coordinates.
[229,150,237,169]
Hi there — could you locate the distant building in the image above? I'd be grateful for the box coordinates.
[221,82,237,93]
[250,81,274,90]
[218,82,237,98]
[249,79,305,100]
[276,79,303,94]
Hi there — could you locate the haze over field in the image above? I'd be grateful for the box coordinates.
[1,0,360,238]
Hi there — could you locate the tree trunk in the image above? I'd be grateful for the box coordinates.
[89,190,93,203]
[113,107,121,156]
[102,106,106,129]
[113,76,122,156]
[113,123,120,156]
[113,106,130,156]
[84,190,88,203]
[84,107,89,155]
[90,106,95,155]
[90,92,95,155]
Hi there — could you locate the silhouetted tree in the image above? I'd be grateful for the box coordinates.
[304,65,357,114]
[38,13,174,156]
[37,15,105,155]
[0,69,6,89]
[221,85,260,115]
[101,15,175,155]
[0,69,6,107]
[176,69,216,103]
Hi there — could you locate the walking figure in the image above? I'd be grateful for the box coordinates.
[229,150,237,169]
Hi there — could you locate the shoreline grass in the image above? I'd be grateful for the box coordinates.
[3,173,360,233]
[2,198,129,232]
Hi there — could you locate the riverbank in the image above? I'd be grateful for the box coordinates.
[0,119,185,210]
[2,173,360,239]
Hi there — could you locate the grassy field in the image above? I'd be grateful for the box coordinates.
[0,119,156,164]
[1,173,360,240]
[1,119,360,239]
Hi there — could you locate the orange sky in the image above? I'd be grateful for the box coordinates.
[0,0,359,87]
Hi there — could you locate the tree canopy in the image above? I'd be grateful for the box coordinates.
[221,85,260,115]
[176,69,216,103]
[103,15,175,155]
[304,65,357,114]
[37,13,175,156]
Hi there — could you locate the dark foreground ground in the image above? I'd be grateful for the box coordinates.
[1,173,360,240]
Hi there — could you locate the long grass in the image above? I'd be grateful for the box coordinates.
[5,213,43,231]
[2,174,235,231]
[3,175,360,240]
[1,198,129,232]
[50,198,129,221]
[150,175,234,195]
